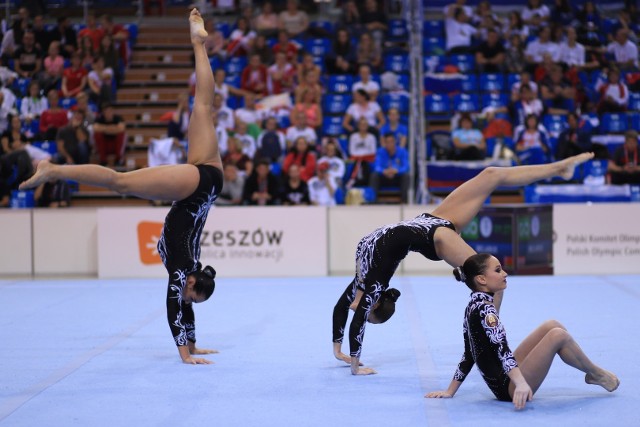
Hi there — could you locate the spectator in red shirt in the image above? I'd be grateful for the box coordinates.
[283,136,317,182]
[240,54,268,96]
[61,52,88,98]
[39,89,69,140]
[272,30,299,64]
[100,14,130,67]
[267,51,296,95]
[78,12,104,51]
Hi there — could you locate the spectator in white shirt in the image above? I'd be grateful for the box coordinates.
[307,161,336,206]
[348,117,378,160]
[522,0,550,25]
[234,120,258,159]
[285,110,317,149]
[445,7,478,54]
[558,27,586,68]
[524,26,559,65]
[317,139,346,188]
[235,93,263,126]
[596,68,629,114]
[443,0,473,21]
[352,64,380,100]
[213,93,235,131]
[607,28,639,70]
[342,89,385,133]
[20,80,48,123]
[511,71,539,102]
[278,0,309,38]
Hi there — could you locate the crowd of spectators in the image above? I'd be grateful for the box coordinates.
[0,7,131,207]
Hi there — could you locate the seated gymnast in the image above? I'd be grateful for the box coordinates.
[426,253,619,409]
[332,153,596,375]
[20,9,221,365]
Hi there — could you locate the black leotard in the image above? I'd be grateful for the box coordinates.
[157,164,223,346]
[332,213,456,358]
[453,292,518,401]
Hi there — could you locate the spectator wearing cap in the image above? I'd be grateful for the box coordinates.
[308,161,336,206]
[370,133,409,204]
[609,130,640,185]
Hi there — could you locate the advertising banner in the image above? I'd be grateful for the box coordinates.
[98,206,327,278]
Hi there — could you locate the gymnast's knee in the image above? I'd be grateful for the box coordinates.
[547,327,572,346]
[541,319,567,332]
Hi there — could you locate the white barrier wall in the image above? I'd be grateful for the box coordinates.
[553,203,640,275]
[0,210,32,275]
[97,206,327,278]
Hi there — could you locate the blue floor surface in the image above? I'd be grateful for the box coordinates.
[0,275,637,427]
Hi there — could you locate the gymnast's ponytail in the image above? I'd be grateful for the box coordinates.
[453,253,493,291]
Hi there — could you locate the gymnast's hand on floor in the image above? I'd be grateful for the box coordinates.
[351,357,377,375]
[425,391,453,398]
[182,356,214,365]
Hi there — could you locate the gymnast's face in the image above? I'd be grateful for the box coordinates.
[183,276,206,304]
[476,256,508,293]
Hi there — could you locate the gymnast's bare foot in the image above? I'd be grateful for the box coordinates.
[19,160,57,190]
[585,369,620,392]
[189,8,207,45]
[558,152,595,180]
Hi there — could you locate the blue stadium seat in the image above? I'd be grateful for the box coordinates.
[448,54,475,73]
[397,74,410,91]
[380,93,410,113]
[507,73,521,88]
[629,93,640,111]
[424,94,451,114]
[423,55,445,73]
[600,113,628,133]
[310,21,335,34]
[542,114,568,137]
[227,96,243,109]
[312,55,325,73]
[31,140,58,155]
[387,19,408,41]
[304,38,330,56]
[423,37,445,56]
[424,20,444,37]
[481,93,509,109]
[223,57,247,75]
[322,94,352,114]
[224,74,241,87]
[215,22,231,38]
[479,73,506,92]
[59,97,77,109]
[628,112,640,131]
[322,116,345,136]
[12,77,31,97]
[276,115,290,129]
[327,75,354,94]
[124,23,138,45]
[209,57,222,70]
[384,53,409,73]
[460,74,478,92]
[452,93,479,112]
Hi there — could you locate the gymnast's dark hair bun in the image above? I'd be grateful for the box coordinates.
[193,264,216,300]
[386,288,401,302]
[454,253,493,291]
[453,266,466,282]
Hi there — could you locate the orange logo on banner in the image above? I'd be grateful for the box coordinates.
[137,221,164,265]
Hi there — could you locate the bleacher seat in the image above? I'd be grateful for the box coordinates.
[600,113,628,133]
[322,116,345,136]
[387,19,408,41]
[424,94,451,115]
[59,97,77,109]
[424,55,445,73]
[327,75,354,94]
[304,38,330,57]
[224,57,247,75]
[31,140,58,155]
[224,74,241,87]
[628,112,640,130]
[423,37,445,55]
[310,21,334,34]
[542,114,568,138]
[276,115,290,129]
[397,74,410,91]
[424,20,444,37]
[481,92,509,109]
[384,53,409,73]
[322,94,352,114]
[124,23,138,45]
[380,93,410,113]
[215,22,231,38]
[629,93,640,111]
[448,55,475,73]
[452,93,479,112]
[460,74,478,92]
[479,73,506,92]
[13,77,31,97]
[210,57,222,70]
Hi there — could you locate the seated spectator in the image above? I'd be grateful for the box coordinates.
[317,139,346,188]
[473,1,501,36]
[235,93,264,126]
[48,16,78,58]
[609,9,638,44]
[223,137,253,177]
[20,81,48,127]
[475,28,506,73]
[234,120,257,159]
[297,52,321,83]
[226,17,256,57]
[482,108,513,140]
[272,30,299,64]
[522,0,550,25]
[540,64,575,112]
[576,1,601,31]
[166,92,189,143]
[99,34,121,85]
[32,16,49,50]
[13,31,42,79]
[70,92,96,125]
[61,53,88,99]
[607,28,639,70]
[294,68,322,104]
[307,161,336,206]
[293,88,322,130]
[502,11,530,45]
[282,163,310,205]
[55,110,90,165]
[444,0,474,21]
[255,1,279,38]
[1,115,29,155]
[40,41,65,94]
[249,34,274,66]
[286,111,317,149]
[369,133,409,204]
[39,90,69,141]
[550,0,574,27]
[343,89,385,133]
[213,92,235,131]
[352,64,380,100]
[267,51,296,95]
[524,26,559,69]
[217,163,246,206]
[212,68,246,105]
[559,26,588,70]
[0,57,18,88]
[93,103,126,166]
[445,7,477,55]
[78,12,104,52]
[278,0,309,38]
[0,148,34,207]
[555,112,594,160]
[0,91,14,134]
[514,114,551,165]
[451,114,486,160]
[356,32,382,72]
[348,117,378,161]
[242,158,281,205]
[283,136,316,181]
[609,129,640,184]
[241,54,268,97]
[78,35,95,69]
[325,28,356,75]
[213,114,228,157]
[202,19,226,60]
[504,33,527,74]
[511,71,539,102]
[379,108,408,148]
[511,84,545,126]
[596,68,629,114]
[87,56,114,106]
[256,116,286,163]
[361,0,388,52]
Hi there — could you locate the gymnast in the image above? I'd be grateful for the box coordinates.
[426,253,619,409]
[332,152,595,375]
[20,9,222,365]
